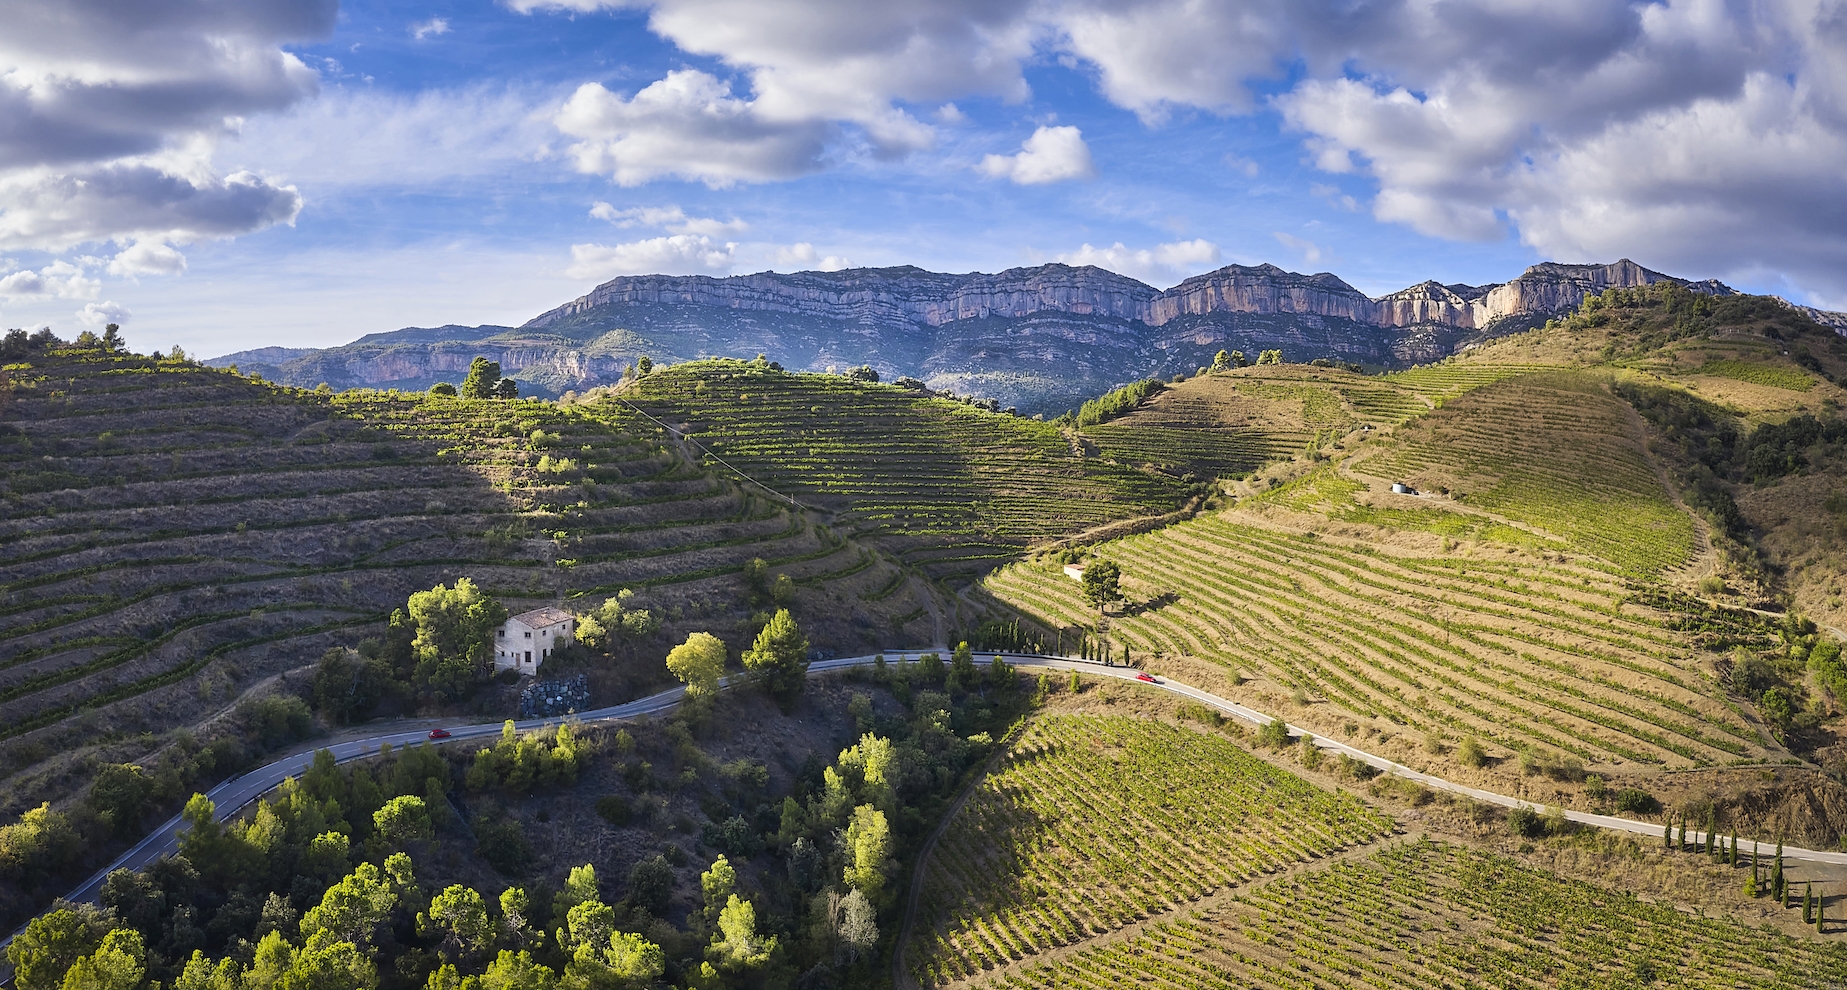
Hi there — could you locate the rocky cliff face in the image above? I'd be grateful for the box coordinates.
[216,257,1777,414]
[528,264,1158,332]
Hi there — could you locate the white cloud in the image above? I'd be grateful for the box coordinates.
[505,0,1847,300]
[555,70,829,187]
[588,202,748,236]
[771,242,850,271]
[108,240,189,276]
[514,0,1036,156]
[0,0,330,252]
[1056,238,1220,286]
[77,300,130,325]
[411,18,451,40]
[1272,232,1323,265]
[979,126,1095,185]
[0,260,99,300]
[227,84,552,188]
[1309,183,1359,212]
[566,234,737,280]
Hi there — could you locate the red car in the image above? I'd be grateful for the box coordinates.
[1135,672,1159,684]
[428,728,451,739]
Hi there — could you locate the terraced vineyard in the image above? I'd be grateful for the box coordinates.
[973,839,1847,990]
[1076,363,1556,479]
[984,517,1767,766]
[0,351,928,824]
[1355,370,1696,574]
[908,714,1394,985]
[619,361,1192,576]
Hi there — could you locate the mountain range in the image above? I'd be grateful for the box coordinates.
[210,258,1827,414]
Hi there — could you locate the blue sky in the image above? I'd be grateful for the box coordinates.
[4,0,1845,357]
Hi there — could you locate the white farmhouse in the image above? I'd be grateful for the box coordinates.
[495,606,575,676]
[1063,564,1086,582]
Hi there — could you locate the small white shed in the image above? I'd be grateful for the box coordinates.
[495,606,576,676]
[1063,564,1087,582]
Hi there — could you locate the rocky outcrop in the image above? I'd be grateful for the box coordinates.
[1148,264,1374,325]
[215,257,1747,413]
[528,264,1157,332]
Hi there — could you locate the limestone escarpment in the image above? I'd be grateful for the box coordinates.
[216,257,1794,414]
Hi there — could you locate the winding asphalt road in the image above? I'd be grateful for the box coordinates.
[10,650,1843,965]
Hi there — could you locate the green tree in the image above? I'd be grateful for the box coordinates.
[635,356,652,376]
[665,632,726,699]
[0,802,82,884]
[427,885,493,960]
[299,831,352,887]
[948,641,979,692]
[57,928,143,990]
[842,804,892,897]
[373,796,433,846]
[481,950,556,990]
[88,764,150,838]
[300,862,398,950]
[8,907,111,990]
[406,579,508,702]
[1211,349,1231,371]
[100,324,124,353]
[493,378,519,400]
[707,895,774,972]
[498,887,540,950]
[1256,349,1283,365]
[742,608,809,703]
[460,358,503,399]
[699,855,736,930]
[281,938,375,990]
[624,856,673,918]
[1080,560,1124,615]
[429,383,458,397]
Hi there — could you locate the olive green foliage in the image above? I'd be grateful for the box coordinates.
[465,722,580,794]
[572,590,658,651]
[1078,559,1124,612]
[742,608,809,703]
[0,804,82,887]
[1076,379,1160,428]
[664,632,727,699]
[1256,349,1283,365]
[460,358,504,400]
[312,647,393,725]
[430,382,458,397]
[404,579,509,703]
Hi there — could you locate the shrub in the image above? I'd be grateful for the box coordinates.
[1507,806,1545,838]
[1456,737,1487,768]
[1614,788,1661,815]
[596,795,633,827]
[475,821,533,874]
[626,855,675,917]
[1255,719,1290,749]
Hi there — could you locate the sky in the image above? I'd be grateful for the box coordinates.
[3,0,1846,358]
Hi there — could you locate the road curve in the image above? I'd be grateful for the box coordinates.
[11,650,1842,960]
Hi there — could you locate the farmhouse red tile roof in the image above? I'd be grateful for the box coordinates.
[510,606,574,628]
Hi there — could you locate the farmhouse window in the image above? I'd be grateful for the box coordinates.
[525,651,531,663]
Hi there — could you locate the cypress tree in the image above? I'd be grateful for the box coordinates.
[1753,840,1761,890]
[1705,808,1717,857]
[1772,840,1786,903]
[1678,817,1687,852]
[1820,886,1827,933]
[1664,816,1674,850]
[1806,883,1815,925]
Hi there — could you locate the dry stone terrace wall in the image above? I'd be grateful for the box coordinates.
[0,353,936,825]
[985,516,1765,768]
[619,361,1195,579]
